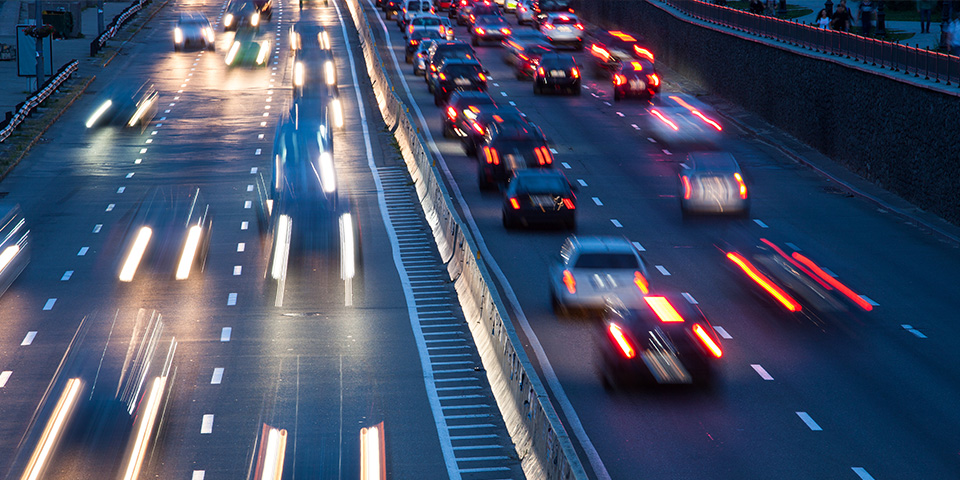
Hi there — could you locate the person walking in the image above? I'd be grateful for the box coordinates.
[918,0,935,33]
[815,8,831,29]
[858,0,875,37]
[831,0,853,32]
[948,17,960,56]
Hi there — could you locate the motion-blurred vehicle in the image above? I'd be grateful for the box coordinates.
[514,0,535,24]
[412,38,440,74]
[406,14,444,38]
[509,42,552,79]
[644,94,724,148]
[0,204,29,297]
[225,31,271,67]
[532,52,580,94]
[442,89,496,139]
[174,12,215,51]
[435,0,455,10]
[502,169,576,229]
[589,29,655,76]
[439,16,455,39]
[383,0,402,19]
[532,0,571,27]
[406,29,443,63]
[611,58,659,101]
[454,0,477,24]
[539,12,583,50]
[476,120,551,189]
[223,0,261,31]
[679,152,748,216]
[85,82,159,131]
[598,295,722,389]
[723,237,875,322]
[471,14,511,45]
[549,235,651,315]
[425,40,477,89]
[398,0,434,28]
[432,58,488,106]
[467,2,502,26]
[117,187,212,282]
[293,47,339,99]
[289,23,331,54]
[460,107,530,156]
[254,0,273,21]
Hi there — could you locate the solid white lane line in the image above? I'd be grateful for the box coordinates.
[21,331,37,345]
[592,197,603,206]
[0,371,10,387]
[713,326,732,339]
[611,219,622,227]
[655,265,670,276]
[227,293,237,306]
[43,299,56,310]
[78,247,88,256]
[211,368,224,384]
[631,241,645,251]
[561,162,571,169]
[234,266,242,276]
[237,243,245,252]
[750,364,774,380]
[241,221,249,230]
[577,179,587,187]
[60,271,73,281]
[796,412,822,431]
[681,292,698,304]
[753,219,769,228]
[200,414,214,434]
[220,327,232,342]
[135,158,142,164]
[851,467,876,480]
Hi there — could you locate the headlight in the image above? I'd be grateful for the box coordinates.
[331,98,343,128]
[251,12,260,26]
[86,100,112,128]
[174,27,183,44]
[256,40,270,65]
[127,93,155,127]
[225,41,241,65]
[293,61,304,86]
[324,60,335,86]
[319,151,336,193]
[224,13,234,27]
[204,27,215,43]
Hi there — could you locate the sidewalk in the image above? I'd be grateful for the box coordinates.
[781,0,943,49]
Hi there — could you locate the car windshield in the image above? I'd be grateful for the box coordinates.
[574,253,639,269]
[517,175,566,193]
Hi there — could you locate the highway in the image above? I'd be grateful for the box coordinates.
[362,2,960,479]
[0,0,523,478]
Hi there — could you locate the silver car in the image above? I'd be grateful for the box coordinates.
[679,152,750,217]
[539,12,584,50]
[549,236,651,315]
[514,0,535,24]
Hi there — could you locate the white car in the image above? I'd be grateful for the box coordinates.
[549,236,651,315]
[539,12,584,50]
[514,0,535,25]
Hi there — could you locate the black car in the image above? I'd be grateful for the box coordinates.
[460,107,529,156]
[476,122,552,189]
[533,53,580,95]
[509,43,552,79]
[598,294,722,390]
[612,58,659,101]
[406,29,444,63]
[433,59,488,106]
[85,82,159,131]
[468,2,503,26]
[589,29,656,78]
[425,41,477,90]
[174,13,215,51]
[223,0,261,31]
[502,170,576,229]
[383,0,401,19]
[471,15,512,45]
[442,90,497,139]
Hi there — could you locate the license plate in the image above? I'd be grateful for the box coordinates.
[549,70,566,78]
[702,177,728,200]
[531,195,554,207]
[454,78,471,85]
[628,79,645,90]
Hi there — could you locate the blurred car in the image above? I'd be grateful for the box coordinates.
[435,0,455,10]
[539,12,583,50]
[425,40,477,90]
[438,16,455,39]
[223,0,261,31]
[289,23,331,55]
[598,295,722,389]
[644,94,724,148]
[510,43,552,79]
[398,0,434,28]
[412,38,439,74]
[589,29,656,78]
[514,0,535,24]
[455,0,477,24]
[406,14,444,38]
[406,29,443,63]
[502,169,576,229]
[611,59,659,101]
[460,107,529,156]
[432,59,488,106]
[532,52,580,95]
[85,82,159,131]
[0,204,29,297]
[679,152,748,216]
[467,2,502,26]
[471,15,511,45]
[225,32,271,67]
[174,12,215,51]
[442,89,496,139]
[293,47,338,99]
[117,187,212,282]
[476,120,551,189]
[383,0,402,19]
[532,0,571,27]
[548,235,651,315]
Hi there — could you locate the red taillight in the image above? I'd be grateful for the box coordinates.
[447,106,457,120]
[734,172,747,199]
[591,44,610,60]
[472,122,484,134]
[479,72,486,81]
[533,146,551,165]
[509,198,521,209]
[648,73,660,87]
[483,146,499,165]
[537,67,545,76]
[634,45,655,62]
[693,323,722,358]
[693,110,722,131]
[644,296,684,323]
[502,27,511,34]
[574,23,584,30]
[634,271,648,293]
[562,269,576,294]
[534,147,546,165]
[726,252,802,312]
[681,175,691,200]
[430,64,437,71]
[543,23,555,30]
[571,67,580,78]
[476,27,485,34]
[791,252,874,312]
[651,109,679,131]
[608,323,636,359]
[561,198,575,209]
[439,72,447,80]
[519,53,529,61]
[613,74,626,86]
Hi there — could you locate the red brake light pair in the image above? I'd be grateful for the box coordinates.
[533,146,552,165]
[482,146,499,165]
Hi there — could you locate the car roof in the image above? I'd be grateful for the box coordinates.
[441,58,482,67]
[568,235,637,254]
[513,169,566,181]
[540,53,576,63]
[545,12,578,20]
[686,152,740,172]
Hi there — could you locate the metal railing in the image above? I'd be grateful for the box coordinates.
[0,59,79,143]
[90,0,150,56]
[659,0,960,86]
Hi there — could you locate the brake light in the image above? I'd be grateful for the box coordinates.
[439,72,447,80]
[613,74,626,86]
[409,24,415,34]
[543,23,554,30]
[472,122,484,134]
[693,323,723,358]
[644,296,684,323]
[574,23,584,30]
[634,271,648,294]
[571,67,579,78]
[447,106,457,120]
[562,269,576,294]
[648,73,660,87]
[681,175,691,200]
[519,53,529,61]
[410,38,420,45]
[609,30,637,42]
[692,110,722,131]
[561,198,575,209]
[726,252,802,312]
[534,147,546,165]
[608,323,636,359]
[509,198,521,209]
[476,27,485,34]
[479,72,486,81]
[651,109,679,131]
[430,64,437,71]
[791,252,874,312]
[502,27,511,34]
[538,67,545,76]
[734,172,747,199]
[630,61,643,72]
[591,44,610,61]
[633,45,655,62]
[482,146,499,165]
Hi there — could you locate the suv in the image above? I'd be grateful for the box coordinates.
[432,59,488,106]
[476,121,551,189]
[502,170,577,229]
[533,53,580,95]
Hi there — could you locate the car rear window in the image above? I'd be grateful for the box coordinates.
[445,64,483,77]
[417,17,441,25]
[517,175,566,193]
[575,253,638,269]
[551,15,577,25]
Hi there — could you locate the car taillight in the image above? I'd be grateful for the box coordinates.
[644,296,684,323]
[519,53,529,61]
[410,38,419,45]
[479,72,486,81]
[726,251,803,312]
[634,45,655,62]
[734,172,747,199]
[613,74,626,86]
[574,23,584,30]
[537,67,545,76]
[790,252,874,312]
[502,27,511,34]
[447,106,457,120]
[571,67,579,78]
[543,23,554,29]
[482,146,499,165]
[608,323,636,359]
[634,271,648,294]
[532,145,552,165]
[509,198,521,209]
[561,198,575,209]
[648,73,660,87]
[591,44,610,61]
[439,72,447,80]
[472,122,484,134]
[562,269,576,294]
[693,323,722,358]
[651,109,679,131]
[681,175,691,199]
[476,27,485,34]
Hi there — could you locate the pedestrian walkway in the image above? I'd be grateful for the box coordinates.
[776,0,943,50]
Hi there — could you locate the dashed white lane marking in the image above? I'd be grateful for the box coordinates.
[860,295,879,306]
[255,148,262,155]
[237,243,245,252]
[577,179,587,187]
[630,123,638,129]
[785,242,800,251]
[200,414,214,434]
[211,368,224,384]
[753,219,769,228]
[93,224,102,233]
[508,101,516,106]
[106,204,115,211]
[751,364,774,380]
[661,149,672,155]
[233,266,242,276]
[611,219,622,227]
[134,158,142,164]
[144,139,153,144]
[561,162,571,169]
[796,412,823,431]
[603,101,611,106]
[126,173,134,178]
[851,467,876,480]
[655,265,670,276]
[492,83,499,87]
[647,137,656,142]
[592,197,603,206]
[150,130,157,135]
[21,331,37,346]
[244,201,252,209]
[60,271,73,281]
[713,326,732,339]
[117,187,125,193]
[681,292,698,304]
[241,221,249,230]
[77,247,88,256]
[220,327,232,342]
[260,121,267,127]
[499,92,508,97]
[247,184,254,192]
[42,298,56,310]
[250,167,258,174]
[164,109,171,113]
[615,112,624,117]
[227,293,237,306]
[140,148,148,154]
[0,371,11,387]
[258,134,265,139]
[262,112,269,117]
[631,241,645,252]
[549,147,558,154]
[901,324,927,339]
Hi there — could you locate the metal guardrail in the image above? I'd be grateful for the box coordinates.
[659,0,960,86]
[89,0,150,56]
[0,59,79,143]
[343,0,588,478]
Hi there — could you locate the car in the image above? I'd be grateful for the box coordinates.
[539,12,583,50]
[432,59,488,106]
[85,82,159,131]
[383,0,401,19]
[289,24,331,55]
[174,13,215,51]
[679,152,748,216]
[589,29,656,78]
[471,15,512,45]
[0,204,30,298]
[510,42,552,79]
[532,53,580,94]
[398,0,434,28]
[548,235,651,315]
[225,32,271,67]
[597,294,722,389]
[455,0,477,24]
[531,0,571,27]
[502,170,576,229]
[223,0,261,31]
[460,107,529,156]
[412,38,439,74]
[425,40,477,90]
[514,0,535,24]
[644,94,723,148]
[435,0,455,10]
[467,2,502,26]
[476,120,551,189]
[406,29,443,63]
[441,90,497,139]
[611,59,659,101]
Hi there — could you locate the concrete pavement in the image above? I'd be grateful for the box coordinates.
[785,0,943,49]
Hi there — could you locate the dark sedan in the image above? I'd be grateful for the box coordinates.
[432,59,488,106]
[442,90,497,139]
[612,59,659,101]
[471,15,512,45]
[533,53,580,95]
[502,170,576,229]
[476,122,552,189]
